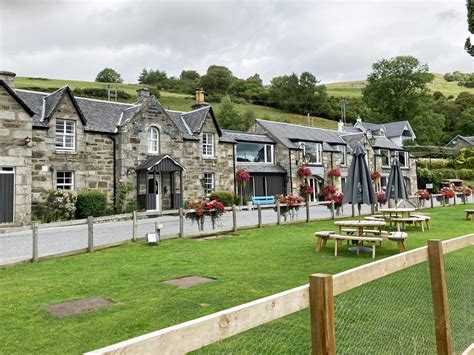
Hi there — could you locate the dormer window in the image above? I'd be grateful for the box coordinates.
[299,142,322,165]
[148,127,160,154]
[55,119,75,151]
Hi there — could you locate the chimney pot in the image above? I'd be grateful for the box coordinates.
[337,120,344,132]
[136,87,150,102]
[0,71,16,88]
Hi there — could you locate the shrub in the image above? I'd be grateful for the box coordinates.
[209,191,237,207]
[416,167,444,190]
[38,189,77,222]
[114,182,133,213]
[72,87,131,100]
[76,189,107,218]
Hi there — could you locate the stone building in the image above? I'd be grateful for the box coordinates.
[445,135,474,149]
[0,71,235,226]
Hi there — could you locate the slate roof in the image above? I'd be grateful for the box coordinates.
[0,80,34,116]
[372,135,405,150]
[221,129,274,144]
[164,110,196,140]
[135,154,185,171]
[339,133,365,151]
[235,163,287,174]
[339,132,405,151]
[255,119,347,148]
[355,120,414,138]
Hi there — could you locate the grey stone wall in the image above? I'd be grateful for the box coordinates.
[0,85,32,225]
[31,94,114,210]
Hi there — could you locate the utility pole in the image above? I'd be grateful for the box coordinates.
[338,99,348,124]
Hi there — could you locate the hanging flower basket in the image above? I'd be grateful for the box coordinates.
[415,189,431,201]
[327,168,341,178]
[299,183,314,200]
[297,165,312,179]
[274,193,304,221]
[235,169,251,183]
[376,190,386,205]
[371,171,381,181]
[185,198,225,231]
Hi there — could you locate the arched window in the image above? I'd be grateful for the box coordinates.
[148,127,159,153]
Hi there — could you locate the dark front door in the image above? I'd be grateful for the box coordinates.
[0,169,14,223]
[266,175,285,197]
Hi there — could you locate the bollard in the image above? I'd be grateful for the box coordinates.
[32,222,39,262]
[87,216,94,253]
[132,210,137,242]
[276,200,281,225]
[179,208,184,237]
[306,200,310,223]
[257,204,262,228]
[331,200,335,220]
[232,205,237,232]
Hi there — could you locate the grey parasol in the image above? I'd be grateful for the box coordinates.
[342,143,377,218]
[385,156,409,206]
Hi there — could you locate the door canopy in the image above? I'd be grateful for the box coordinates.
[135,155,184,173]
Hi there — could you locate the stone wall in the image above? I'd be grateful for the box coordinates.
[0,85,32,225]
[31,94,114,211]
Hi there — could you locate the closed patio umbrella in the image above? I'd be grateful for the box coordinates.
[343,143,377,219]
[385,156,409,207]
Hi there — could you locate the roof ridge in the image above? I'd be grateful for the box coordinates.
[256,119,339,133]
[44,86,67,98]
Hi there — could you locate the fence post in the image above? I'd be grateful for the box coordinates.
[462,193,466,205]
[309,273,336,355]
[351,203,355,217]
[32,222,39,262]
[427,240,452,355]
[430,194,434,209]
[232,205,237,232]
[87,216,94,253]
[306,200,310,223]
[443,195,446,207]
[453,193,456,206]
[257,204,262,228]
[132,211,137,242]
[331,200,335,220]
[179,208,184,237]
[276,200,281,225]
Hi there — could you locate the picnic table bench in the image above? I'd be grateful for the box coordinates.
[251,196,275,205]
[465,209,474,221]
[390,217,426,232]
[330,234,383,258]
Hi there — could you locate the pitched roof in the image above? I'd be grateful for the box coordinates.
[235,163,287,174]
[445,135,474,147]
[42,86,87,124]
[0,80,34,116]
[339,133,365,151]
[255,119,347,148]
[221,129,274,144]
[135,154,185,171]
[355,120,415,138]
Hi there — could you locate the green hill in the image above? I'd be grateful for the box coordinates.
[15,76,337,130]
[325,73,474,98]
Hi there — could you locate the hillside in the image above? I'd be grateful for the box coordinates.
[325,73,474,98]
[15,76,337,130]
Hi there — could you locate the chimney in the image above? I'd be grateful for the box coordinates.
[0,71,16,88]
[356,116,362,123]
[337,120,344,132]
[136,87,150,102]
[192,88,209,110]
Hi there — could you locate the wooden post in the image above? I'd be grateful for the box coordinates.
[257,204,262,228]
[309,274,336,355]
[443,195,447,207]
[331,200,335,220]
[427,240,452,355]
[430,194,434,209]
[87,216,94,253]
[179,208,184,237]
[306,200,310,222]
[276,200,281,225]
[232,204,237,232]
[132,210,137,242]
[32,222,39,262]
[453,193,456,206]
[351,203,355,217]
[462,193,466,205]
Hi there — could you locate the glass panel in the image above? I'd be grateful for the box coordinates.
[266,145,273,163]
[303,143,322,164]
[236,143,267,163]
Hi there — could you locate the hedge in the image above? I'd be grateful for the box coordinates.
[406,146,458,158]
[76,189,108,218]
[209,191,239,207]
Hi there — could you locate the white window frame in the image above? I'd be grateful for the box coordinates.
[397,151,409,169]
[57,171,74,190]
[264,144,274,164]
[202,133,214,158]
[380,149,390,168]
[300,142,322,165]
[203,173,214,194]
[336,145,346,165]
[148,127,160,154]
[55,119,75,152]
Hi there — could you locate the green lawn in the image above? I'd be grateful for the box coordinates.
[15,76,337,130]
[0,204,472,354]
[325,73,474,98]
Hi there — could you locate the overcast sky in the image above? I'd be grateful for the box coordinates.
[0,0,472,84]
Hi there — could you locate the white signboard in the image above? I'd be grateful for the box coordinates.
[426,183,433,189]
[147,233,158,244]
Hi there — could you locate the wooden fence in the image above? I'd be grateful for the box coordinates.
[85,233,473,355]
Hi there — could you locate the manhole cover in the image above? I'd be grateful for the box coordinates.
[162,276,215,288]
[45,296,115,318]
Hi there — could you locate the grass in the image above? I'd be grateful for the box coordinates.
[0,203,472,354]
[325,73,474,98]
[15,76,337,130]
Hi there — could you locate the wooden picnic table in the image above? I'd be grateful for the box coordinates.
[379,208,416,219]
[334,220,386,236]
[465,210,474,221]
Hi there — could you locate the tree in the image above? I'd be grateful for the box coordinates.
[466,0,474,56]
[95,68,123,83]
[138,68,168,87]
[199,65,234,96]
[217,96,244,130]
[180,70,200,81]
[456,107,474,135]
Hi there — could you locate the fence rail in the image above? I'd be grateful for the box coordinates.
[85,233,474,355]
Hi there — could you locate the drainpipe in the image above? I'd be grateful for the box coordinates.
[233,144,237,195]
[288,148,293,194]
[109,135,117,206]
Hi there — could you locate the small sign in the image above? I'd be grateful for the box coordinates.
[146,233,158,245]
[426,183,433,189]
[42,165,49,172]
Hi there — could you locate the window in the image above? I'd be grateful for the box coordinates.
[380,149,390,167]
[55,120,75,151]
[236,143,274,163]
[57,171,74,190]
[341,177,346,193]
[202,133,214,157]
[203,173,214,194]
[381,176,387,189]
[300,142,322,165]
[148,127,159,153]
[397,151,409,168]
[336,145,346,165]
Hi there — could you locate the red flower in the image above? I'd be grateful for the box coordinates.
[297,165,312,178]
[371,171,381,180]
[235,169,251,183]
[327,168,341,178]
[416,189,431,201]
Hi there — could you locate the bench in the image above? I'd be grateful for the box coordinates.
[389,217,426,232]
[465,210,474,221]
[387,232,408,252]
[314,231,335,251]
[252,196,275,205]
[329,234,383,258]
[411,214,432,230]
